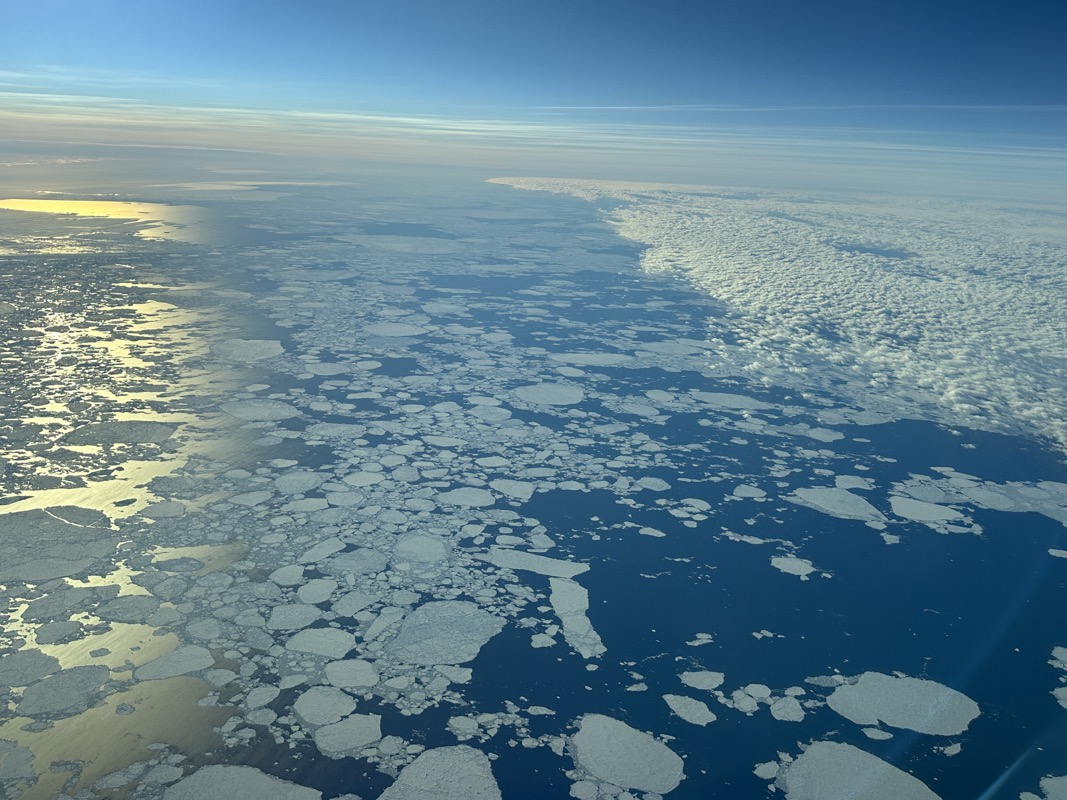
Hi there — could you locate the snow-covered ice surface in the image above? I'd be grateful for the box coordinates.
[1,168,1066,798]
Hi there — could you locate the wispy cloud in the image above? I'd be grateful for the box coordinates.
[2,89,1065,192]
[534,103,1067,113]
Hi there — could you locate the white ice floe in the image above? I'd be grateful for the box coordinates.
[792,487,887,524]
[438,487,496,507]
[825,671,980,735]
[489,478,536,501]
[1021,775,1067,800]
[314,713,383,758]
[365,322,428,337]
[774,741,940,799]
[514,382,585,406]
[384,601,504,665]
[770,696,806,722]
[326,658,380,688]
[285,628,357,660]
[275,470,327,494]
[476,547,589,579]
[293,686,356,726]
[571,714,684,794]
[680,670,725,691]
[134,645,215,681]
[0,649,60,687]
[0,507,116,582]
[378,745,501,800]
[889,496,964,522]
[770,555,820,580]
[220,399,301,421]
[1049,647,1067,709]
[16,665,109,716]
[394,533,451,563]
[63,420,176,444]
[164,765,321,799]
[663,694,717,725]
[549,578,606,658]
[548,352,630,366]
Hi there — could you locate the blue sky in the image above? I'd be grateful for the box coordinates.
[2,0,1066,184]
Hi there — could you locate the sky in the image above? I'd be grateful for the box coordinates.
[2,0,1066,186]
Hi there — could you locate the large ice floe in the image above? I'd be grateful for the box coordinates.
[772,741,940,799]
[820,671,980,736]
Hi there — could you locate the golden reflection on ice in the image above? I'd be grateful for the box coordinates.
[0,198,219,244]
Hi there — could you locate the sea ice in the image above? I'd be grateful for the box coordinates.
[63,420,176,444]
[571,714,684,793]
[285,628,356,660]
[15,665,109,716]
[489,479,535,501]
[825,672,980,735]
[889,496,964,522]
[775,741,939,799]
[267,604,322,630]
[770,696,805,722]
[135,645,215,680]
[326,658,380,688]
[438,487,496,507]
[0,649,60,687]
[394,533,451,563]
[365,322,428,337]
[164,765,321,799]
[314,713,383,758]
[680,670,725,691]
[0,507,117,581]
[477,547,589,578]
[771,555,819,580]
[1020,776,1067,800]
[549,578,606,658]
[275,470,327,494]
[663,694,717,725]
[793,487,887,523]
[220,399,301,421]
[514,383,585,405]
[293,686,356,726]
[378,745,501,800]
[384,601,504,665]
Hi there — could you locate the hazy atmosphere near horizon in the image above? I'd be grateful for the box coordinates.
[2,2,1067,799]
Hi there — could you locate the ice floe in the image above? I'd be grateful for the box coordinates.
[773,741,940,799]
[379,745,501,800]
[383,601,504,665]
[570,713,684,794]
[823,671,980,735]
[663,693,717,725]
[549,578,606,658]
[164,765,322,799]
[792,487,887,524]
[514,382,585,406]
